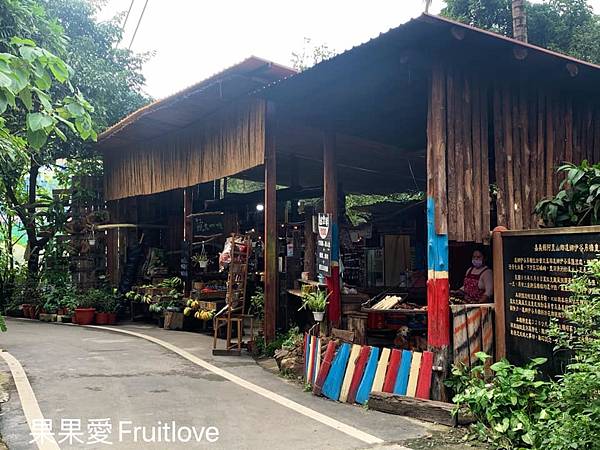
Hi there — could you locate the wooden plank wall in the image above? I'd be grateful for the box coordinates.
[441,68,491,243]
[437,63,600,241]
[492,85,600,230]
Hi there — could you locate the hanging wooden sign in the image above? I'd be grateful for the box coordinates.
[500,226,600,376]
[317,213,332,276]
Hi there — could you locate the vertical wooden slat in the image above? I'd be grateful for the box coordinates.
[463,76,474,240]
[455,73,465,241]
[493,85,507,227]
[535,91,545,206]
[472,80,482,242]
[528,90,538,227]
[565,97,574,164]
[264,101,277,343]
[446,69,457,241]
[511,89,523,230]
[546,94,555,197]
[481,84,491,242]
[519,88,530,229]
[503,85,515,229]
[434,68,448,236]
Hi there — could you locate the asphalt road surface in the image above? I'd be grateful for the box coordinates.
[0,319,430,450]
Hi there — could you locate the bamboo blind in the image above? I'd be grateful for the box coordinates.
[431,64,600,242]
[104,98,266,201]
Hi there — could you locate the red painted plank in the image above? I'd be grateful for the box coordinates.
[416,351,434,400]
[382,349,402,393]
[427,277,450,347]
[347,346,371,404]
[313,341,336,396]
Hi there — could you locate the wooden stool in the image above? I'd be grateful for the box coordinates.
[212,314,255,356]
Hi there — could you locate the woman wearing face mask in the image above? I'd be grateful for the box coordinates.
[452,249,493,303]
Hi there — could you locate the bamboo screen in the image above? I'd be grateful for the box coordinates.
[104,98,266,201]
[431,64,600,243]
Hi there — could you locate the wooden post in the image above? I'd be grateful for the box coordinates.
[427,64,450,401]
[183,187,193,295]
[323,129,341,328]
[492,226,507,359]
[264,101,277,343]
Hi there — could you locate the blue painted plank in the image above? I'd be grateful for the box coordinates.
[322,343,351,401]
[426,197,448,273]
[355,347,380,404]
[393,350,413,395]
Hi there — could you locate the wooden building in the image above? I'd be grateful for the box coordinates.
[99,14,600,394]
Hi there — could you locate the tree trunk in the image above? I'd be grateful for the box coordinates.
[512,0,528,42]
[25,159,40,283]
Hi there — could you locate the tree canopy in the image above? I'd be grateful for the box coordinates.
[442,0,600,64]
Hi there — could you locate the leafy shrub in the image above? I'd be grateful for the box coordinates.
[447,353,550,449]
[535,161,600,227]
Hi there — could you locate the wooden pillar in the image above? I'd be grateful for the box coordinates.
[264,101,277,343]
[427,64,450,401]
[183,187,193,295]
[323,130,341,328]
[303,206,316,280]
[492,226,507,360]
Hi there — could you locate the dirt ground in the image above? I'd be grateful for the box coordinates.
[403,425,488,450]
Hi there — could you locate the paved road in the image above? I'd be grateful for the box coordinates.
[0,319,430,449]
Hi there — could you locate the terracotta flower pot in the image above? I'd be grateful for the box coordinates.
[74,308,95,325]
[107,313,118,325]
[95,312,109,325]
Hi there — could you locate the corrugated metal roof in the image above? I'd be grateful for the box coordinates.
[98,56,296,149]
[258,13,600,99]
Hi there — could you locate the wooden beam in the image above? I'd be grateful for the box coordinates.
[183,187,193,295]
[427,64,450,402]
[492,227,507,359]
[323,129,341,327]
[264,101,278,343]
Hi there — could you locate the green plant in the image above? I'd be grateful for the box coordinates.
[250,287,264,320]
[299,289,330,312]
[535,161,600,227]
[0,315,6,332]
[446,352,550,449]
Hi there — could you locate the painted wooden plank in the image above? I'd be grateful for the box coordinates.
[313,341,336,396]
[406,352,422,397]
[339,344,361,402]
[312,337,321,385]
[372,347,390,393]
[394,350,412,395]
[306,336,315,384]
[356,347,380,404]
[322,343,351,401]
[304,333,309,379]
[383,349,402,393]
[347,346,371,404]
[416,351,434,400]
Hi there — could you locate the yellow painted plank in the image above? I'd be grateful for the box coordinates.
[371,347,390,392]
[339,344,361,402]
[406,351,422,397]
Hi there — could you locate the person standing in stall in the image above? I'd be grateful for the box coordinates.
[451,248,493,303]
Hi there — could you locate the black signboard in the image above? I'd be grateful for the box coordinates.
[317,213,332,276]
[192,212,224,237]
[502,226,600,376]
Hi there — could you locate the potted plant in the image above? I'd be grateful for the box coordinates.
[250,287,264,330]
[299,288,330,322]
[74,292,96,325]
[106,290,119,325]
